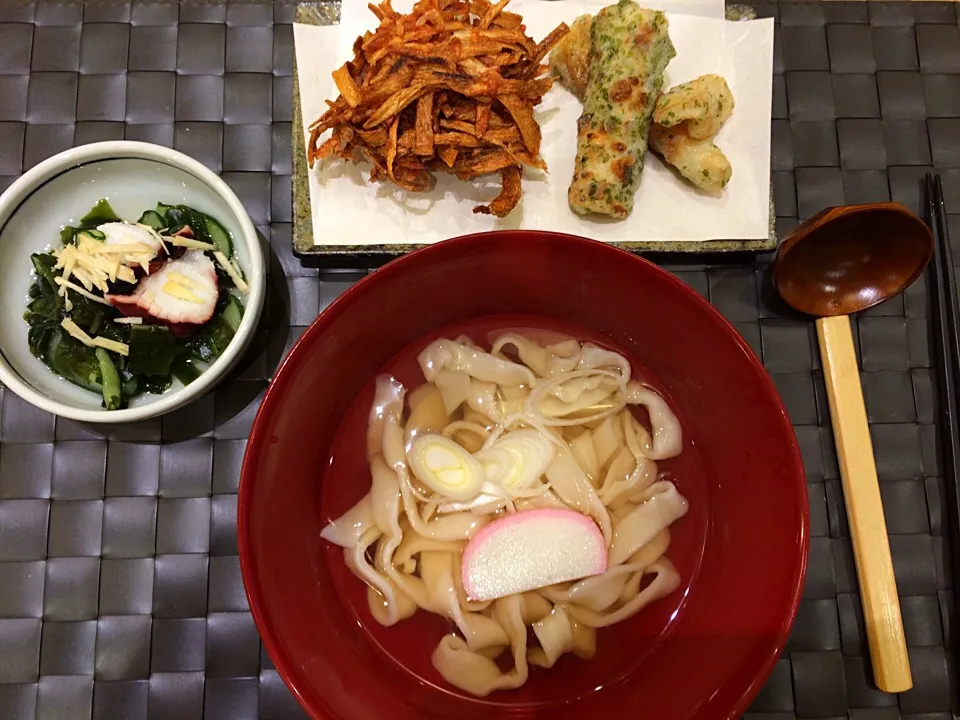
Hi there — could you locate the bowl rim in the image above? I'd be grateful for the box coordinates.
[238,229,809,720]
[0,140,266,424]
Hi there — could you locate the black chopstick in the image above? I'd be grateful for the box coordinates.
[925,172,960,598]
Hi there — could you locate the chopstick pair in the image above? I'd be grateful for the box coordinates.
[924,173,960,597]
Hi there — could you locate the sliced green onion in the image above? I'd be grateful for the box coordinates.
[476,429,554,490]
[407,434,485,502]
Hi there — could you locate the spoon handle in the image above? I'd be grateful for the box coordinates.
[816,315,912,693]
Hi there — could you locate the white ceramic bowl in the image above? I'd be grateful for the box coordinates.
[0,141,266,423]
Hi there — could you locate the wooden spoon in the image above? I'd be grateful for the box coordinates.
[774,203,933,693]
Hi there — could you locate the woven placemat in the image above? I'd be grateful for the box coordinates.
[0,1,958,718]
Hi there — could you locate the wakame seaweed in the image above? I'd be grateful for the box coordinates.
[127,325,179,377]
[59,198,121,245]
[23,198,246,410]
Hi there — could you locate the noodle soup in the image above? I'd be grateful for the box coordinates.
[320,314,708,704]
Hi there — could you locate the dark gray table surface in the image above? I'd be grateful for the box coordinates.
[0,1,959,718]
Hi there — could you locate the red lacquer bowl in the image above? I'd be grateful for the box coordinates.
[238,231,809,720]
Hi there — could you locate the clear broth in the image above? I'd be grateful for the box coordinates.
[320,314,709,707]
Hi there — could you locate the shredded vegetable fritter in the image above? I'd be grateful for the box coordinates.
[307,0,569,217]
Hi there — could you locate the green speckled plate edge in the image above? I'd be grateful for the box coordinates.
[291,2,776,265]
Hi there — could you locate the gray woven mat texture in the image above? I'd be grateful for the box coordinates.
[0,0,958,718]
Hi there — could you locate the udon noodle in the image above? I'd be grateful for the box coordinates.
[321,332,689,696]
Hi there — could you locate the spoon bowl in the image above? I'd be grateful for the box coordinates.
[774,203,933,317]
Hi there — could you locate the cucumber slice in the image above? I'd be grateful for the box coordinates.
[204,215,233,258]
[221,295,244,332]
[171,356,202,386]
[76,229,105,243]
[156,202,233,256]
[161,206,188,235]
[164,205,209,242]
[137,210,166,231]
[121,374,139,398]
[183,315,234,363]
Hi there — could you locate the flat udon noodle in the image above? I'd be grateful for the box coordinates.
[545,448,614,544]
[441,420,490,454]
[626,381,683,460]
[319,493,376,547]
[434,370,473,415]
[608,481,688,566]
[530,605,574,667]
[491,333,582,377]
[344,527,416,626]
[592,413,625,469]
[468,378,502,423]
[529,605,599,668]
[320,334,689,696]
[404,383,449,443]
[578,342,633,382]
[419,338,537,387]
[365,381,509,648]
[563,560,682,628]
[526,368,627,427]
[432,594,530,697]
[569,430,601,482]
[381,377,488,541]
